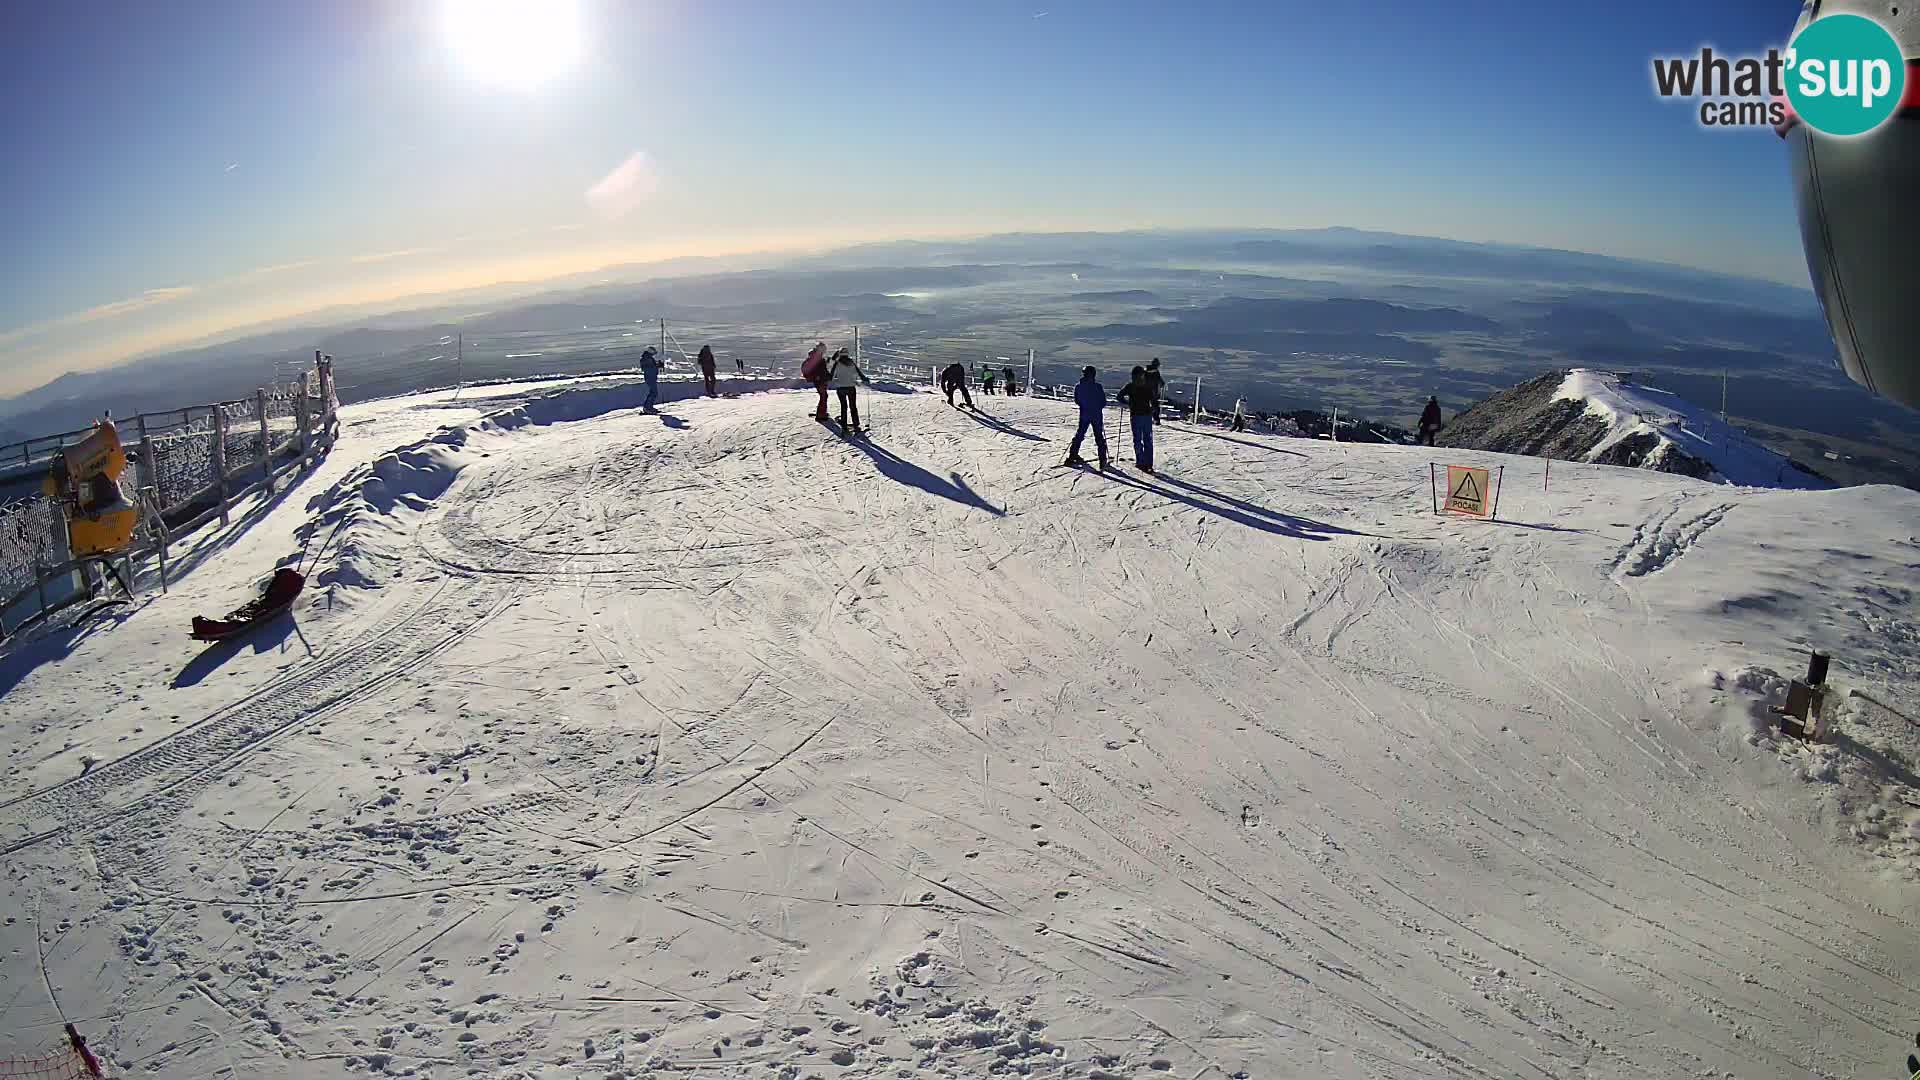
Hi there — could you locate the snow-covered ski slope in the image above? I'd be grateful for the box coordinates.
[2,372,1918,1080]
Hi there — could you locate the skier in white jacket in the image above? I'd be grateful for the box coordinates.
[827,350,870,433]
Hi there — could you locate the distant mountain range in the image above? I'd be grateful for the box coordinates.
[5,226,1913,489]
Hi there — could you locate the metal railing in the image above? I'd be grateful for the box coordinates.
[0,363,338,640]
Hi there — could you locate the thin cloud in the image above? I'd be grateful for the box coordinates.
[0,286,197,350]
[586,151,662,220]
[224,162,240,172]
[78,286,198,321]
[349,247,436,264]
[246,259,322,277]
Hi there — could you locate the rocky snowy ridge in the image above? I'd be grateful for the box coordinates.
[1439,368,1833,489]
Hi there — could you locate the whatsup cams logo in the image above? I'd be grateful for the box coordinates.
[1652,13,1906,135]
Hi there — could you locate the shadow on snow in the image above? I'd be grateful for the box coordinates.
[960,409,1047,443]
[1101,467,1361,541]
[847,438,1005,516]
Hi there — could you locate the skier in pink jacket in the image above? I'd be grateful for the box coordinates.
[802,342,829,420]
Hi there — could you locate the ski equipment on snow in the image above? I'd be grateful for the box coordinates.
[191,567,306,642]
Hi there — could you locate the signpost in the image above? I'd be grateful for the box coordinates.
[1433,463,1504,521]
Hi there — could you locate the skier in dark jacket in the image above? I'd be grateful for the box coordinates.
[1115,366,1156,473]
[1063,366,1109,469]
[1145,358,1165,424]
[698,345,718,396]
[1418,396,1444,446]
[1003,366,1018,396]
[640,346,663,412]
[939,363,974,408]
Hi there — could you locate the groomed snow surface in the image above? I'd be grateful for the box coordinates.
[2,373,1918,1080]
[1553,369,1831,490]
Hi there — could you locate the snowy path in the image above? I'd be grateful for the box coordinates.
[2,377,1917,1079]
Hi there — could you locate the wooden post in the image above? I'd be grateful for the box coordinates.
[257,388,273,492]
[135,414,158,514]
[297,371,313,468]
[318,357,337,443]
[145,487,169,594]
[211,405,231,526]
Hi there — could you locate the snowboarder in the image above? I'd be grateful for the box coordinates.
[1145,358,1165,424]
[828,349,870,433]
[939,362,974,408]
[982,368,997,396]
[1116,366,1156,473]
[1418,395,1443,446]
[1063,366,1109,469]
[698,345,718,396]
[802,342,830,420]
[1003,366,1018,396]
[640,346,663,412]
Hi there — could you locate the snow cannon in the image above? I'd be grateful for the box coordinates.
[1780,0,1920,410]
[43,419,138,558]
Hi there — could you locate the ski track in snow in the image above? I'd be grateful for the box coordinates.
[0,375,1916,1080]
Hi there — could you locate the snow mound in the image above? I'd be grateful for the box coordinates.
[310,375,801,590]
[1705,664,1920,881]
[1554,369,1832,489]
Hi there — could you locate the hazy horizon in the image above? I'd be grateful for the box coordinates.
[0,223,1818,402]
[3,0,1818,398]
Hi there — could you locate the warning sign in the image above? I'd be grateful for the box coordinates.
[1444,465,1491,517]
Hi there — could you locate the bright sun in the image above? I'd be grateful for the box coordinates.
[441,0,584,89]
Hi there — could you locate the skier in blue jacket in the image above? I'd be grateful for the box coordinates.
[1063,366,1110,470]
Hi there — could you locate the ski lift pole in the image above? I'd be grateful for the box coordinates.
[1193,375,1202,422]
[1027,348,1035,394]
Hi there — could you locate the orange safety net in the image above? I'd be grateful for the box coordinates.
[0,1051,92,1080]
[0,1027,104,1080]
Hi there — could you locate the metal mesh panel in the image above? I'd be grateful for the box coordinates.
[146,418,217,510]
[265,387,301,455]
[220,400,261,476]
[0,495,62,603]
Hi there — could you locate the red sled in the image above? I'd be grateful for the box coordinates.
[191,568,306,642]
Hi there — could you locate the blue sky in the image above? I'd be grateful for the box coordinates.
[0,0,1813,395]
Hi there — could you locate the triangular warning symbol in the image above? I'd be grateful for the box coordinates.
[1450,472,1482,503]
